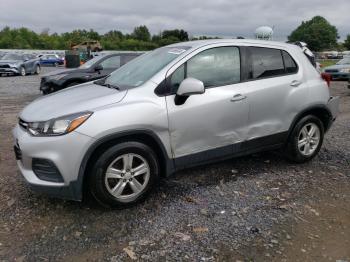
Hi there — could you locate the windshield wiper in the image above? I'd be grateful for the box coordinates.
[94,79,120,90]
[102,83,120,90]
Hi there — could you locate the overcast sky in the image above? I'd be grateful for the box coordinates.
[1,0,349,41]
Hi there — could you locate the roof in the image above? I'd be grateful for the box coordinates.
[169,39,296,50]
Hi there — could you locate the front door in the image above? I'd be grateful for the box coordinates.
[165,46,249,164]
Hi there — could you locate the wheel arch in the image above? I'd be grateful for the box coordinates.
[287,104,332,141]
[78,130,174,200]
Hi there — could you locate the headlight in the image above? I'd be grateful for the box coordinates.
[26,111,92,136]
[9,63,21,68]
[48,74,68,81]
[340,68,350,73]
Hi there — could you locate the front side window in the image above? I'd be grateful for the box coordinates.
[79,55,104,69]
[100,56,121,69]
[170,46,241,92]
[248,47,285,79]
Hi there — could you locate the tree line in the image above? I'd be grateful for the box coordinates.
[0,17,349,51]
[0,25,217,51]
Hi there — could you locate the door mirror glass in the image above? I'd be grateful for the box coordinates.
[94,64,103,71]
[176,78,205,96]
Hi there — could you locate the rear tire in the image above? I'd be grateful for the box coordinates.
[89,142,160,208]
[34,65,41,75]
[285,115,324,163]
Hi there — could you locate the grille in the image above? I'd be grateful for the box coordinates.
[325,69,339,73]
[0,64,10,68]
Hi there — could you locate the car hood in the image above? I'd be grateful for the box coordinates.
[0,60,23,64]
[20,82,127,122]
[324,64,350,70]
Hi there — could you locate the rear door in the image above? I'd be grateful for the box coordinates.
[242,46,306,148]
[165,46,249,163]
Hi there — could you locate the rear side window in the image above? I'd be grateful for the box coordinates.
[170,46,240,92]
[248,47,285,79]
[282,51,298,73]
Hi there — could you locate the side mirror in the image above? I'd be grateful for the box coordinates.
[176,78,205,96]
[94,64,103,71]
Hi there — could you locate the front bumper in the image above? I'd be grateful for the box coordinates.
[13,125,95,201]
[40,77,66,93]
[0,67,19,74]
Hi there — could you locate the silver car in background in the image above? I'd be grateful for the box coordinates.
[0,53,41,76]
[13,39,339,207]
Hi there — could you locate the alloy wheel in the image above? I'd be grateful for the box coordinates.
[104,153,150,201]
[20,67,26,76]
[297,123,320,156]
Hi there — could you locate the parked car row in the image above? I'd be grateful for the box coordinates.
[13,39,339,207]
[322,57,350,81]
[0,53,41,76]
[0,52,66,76]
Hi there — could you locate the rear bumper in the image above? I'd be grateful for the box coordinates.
[326,96,340,131]
[327,96,340,119]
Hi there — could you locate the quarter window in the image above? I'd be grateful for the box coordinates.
[170,46,240,92]
[282,51,298,73]
[248,47,285,79]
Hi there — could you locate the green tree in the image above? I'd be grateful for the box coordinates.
[344,35,350,50]
[288,16,339,51]
[132,25,151,42]
[162,29,189,41]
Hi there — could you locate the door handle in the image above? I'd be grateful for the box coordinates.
[231,94,247,102]
[290,80,302,87]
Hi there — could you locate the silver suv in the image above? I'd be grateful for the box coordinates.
[13,40,339,207]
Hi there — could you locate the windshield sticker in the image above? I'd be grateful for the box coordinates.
[168,48,187,55]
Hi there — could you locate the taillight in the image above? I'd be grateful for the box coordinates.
[321,72,331,87]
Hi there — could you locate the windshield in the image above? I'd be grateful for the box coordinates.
[104,46,190,88]
[336,57,350,65]
[2,54,22,60]
[79,56,103,69]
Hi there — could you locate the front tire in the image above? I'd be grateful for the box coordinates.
[89,142,159,207]
[19,66,26,76]
[285,115,324,163]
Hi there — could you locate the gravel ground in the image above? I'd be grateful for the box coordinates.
[0,68,349,261]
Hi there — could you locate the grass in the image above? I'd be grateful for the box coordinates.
[318,59,339,67]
